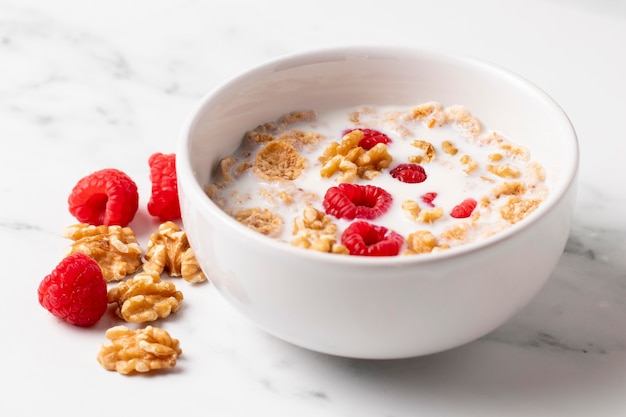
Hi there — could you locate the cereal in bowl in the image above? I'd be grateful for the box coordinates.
[206,104,548,256]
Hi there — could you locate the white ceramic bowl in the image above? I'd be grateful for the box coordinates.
[176,46,578,359]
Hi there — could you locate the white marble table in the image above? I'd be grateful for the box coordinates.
[2,0,625,415]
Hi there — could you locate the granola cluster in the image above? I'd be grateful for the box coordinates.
[207,103,548,256]
[234,207,283,237]
[254,141,307,181]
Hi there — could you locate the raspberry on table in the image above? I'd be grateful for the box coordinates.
[147,152,181,221]
[323,183,392,220]
[37,252,109,327]
[68,168,139,227]
[341,220,404,256]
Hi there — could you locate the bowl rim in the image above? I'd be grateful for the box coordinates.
[176,45,579,266]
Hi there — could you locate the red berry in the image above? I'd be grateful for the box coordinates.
[343,128,392,150]
[450,198,477,218]
[38,253,108,327]
[147,152,181,221]
[341,221,404,256]
[390,163,427,183]
[68,168,139,227]
[421,192,438,207]
[323,183,392,220]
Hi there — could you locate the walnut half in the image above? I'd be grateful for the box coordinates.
[143,221,207,284]
[97,325,182,375]
[63,224,142,282]
[108,271,184,323]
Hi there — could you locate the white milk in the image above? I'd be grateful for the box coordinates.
[209,104,548,253]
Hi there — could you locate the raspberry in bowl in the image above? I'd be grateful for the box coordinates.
[176,46,579,359]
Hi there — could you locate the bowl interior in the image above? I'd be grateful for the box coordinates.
[181,46,578,256]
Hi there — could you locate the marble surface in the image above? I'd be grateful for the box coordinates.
[2,0,625,415]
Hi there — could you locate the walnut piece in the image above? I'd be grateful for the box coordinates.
[319,130,392,181]
[405,230,449,254]
[417,207,444,224]
[291,205,348,254]
[108,271,183,323]
[318,129,362,164]
[356,142,393,179]
[320,154,358,182]
[97,325,182,375]
[63,223,142,282]
[143,221,207,284]
[402,199,421,221]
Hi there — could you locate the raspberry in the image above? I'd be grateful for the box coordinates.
[450,198,477,218]
[390,163,427,184]
[323,183,392,220]
[343,128,392,150]
[421,192,438,207]
[37,252,108,327]
[341,221,404,256]
[68,168,139,227]
[147,152,181,221]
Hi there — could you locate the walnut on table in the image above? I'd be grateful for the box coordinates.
[96,325,182,375]
[107,270,183,323]
[63,223,142,282]
[143,221,207,284]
